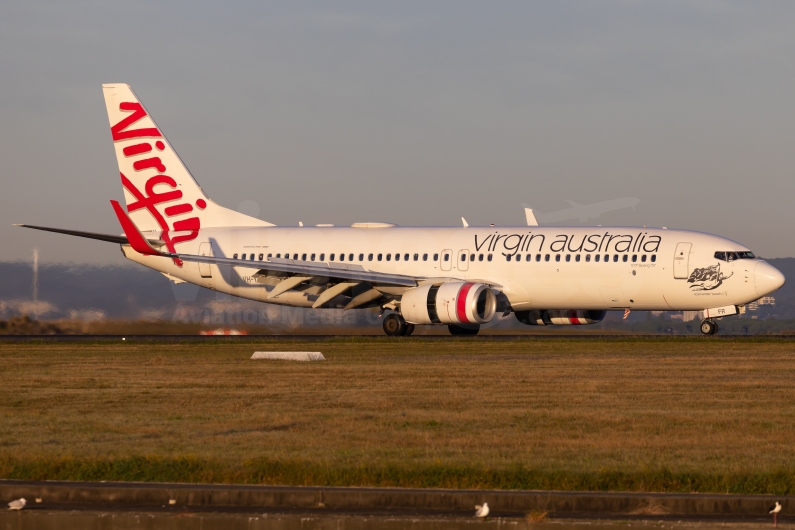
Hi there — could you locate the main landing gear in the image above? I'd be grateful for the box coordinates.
[383,313,415,337]
[700,319,719,335]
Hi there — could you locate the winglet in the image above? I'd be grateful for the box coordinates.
[110,200,174,257]
[524,208,539,226]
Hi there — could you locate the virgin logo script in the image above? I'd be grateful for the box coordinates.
[112,102,206,266]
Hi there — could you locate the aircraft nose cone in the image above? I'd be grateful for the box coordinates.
[755,261,785,297]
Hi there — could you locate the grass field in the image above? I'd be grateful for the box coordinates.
[2,337,795,494]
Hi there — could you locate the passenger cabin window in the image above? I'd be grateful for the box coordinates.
[506,254,512,262]
[487,254,493,261]
[423,253,428,261]
[302,253,307,261]
[293,253,298,260]
[233,253,238,259]
[275,253,280,258]
[651,255,657,262]
[394,254,399,261]
[470,254,475,261]
[386,254,391,261]
[319,253,324,261]
[414,253,419,261]
[368,253,373,261]
[378,254,383,261]
[258,254,263,261]
[631,255,637,262]
[613,255,619,262]
[405,254,410,261]
[641,255,647,262]
[536,254,541,262]
[462,253,467,261]
[585,254,591,262]
[575,254,581,262]
[604,254,609,262]
[267,253,272,259]
[595,255,600,262]
[622,255,628,262]
[479,254,484,261]
[555,254,561,262]
[433,253,439,261]
[330,253,335,261]
[311,253,316,261]
[443,253,450,262]
[565,255,571,262]
[545,254,550,262]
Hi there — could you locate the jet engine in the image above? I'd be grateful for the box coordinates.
[515,309,606,326]
[400,282,497,325]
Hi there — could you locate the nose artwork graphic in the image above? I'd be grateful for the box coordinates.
[687,263,732,291]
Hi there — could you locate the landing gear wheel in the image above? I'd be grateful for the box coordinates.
[700,319,718,335]
[383,313,407,336]
[404,324,415,336]
[448,324,480,336]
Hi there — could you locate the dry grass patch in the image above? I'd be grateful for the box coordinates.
[1,338,794,492]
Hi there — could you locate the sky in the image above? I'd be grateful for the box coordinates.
[2,1,794,265]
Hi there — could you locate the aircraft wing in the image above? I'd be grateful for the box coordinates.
[178,254,418,287]
[14,224,163,246]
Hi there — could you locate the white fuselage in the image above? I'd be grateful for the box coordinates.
[123,225,776,313]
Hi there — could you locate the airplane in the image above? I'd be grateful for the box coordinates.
[16,84,785,336]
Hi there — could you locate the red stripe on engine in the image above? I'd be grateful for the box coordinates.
[569,310,582,325]
[456,283,475,324]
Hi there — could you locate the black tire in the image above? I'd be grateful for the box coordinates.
[404,324,415,336]
[700,320,717,335]
[383,313,407,336]
[448,324,480,336]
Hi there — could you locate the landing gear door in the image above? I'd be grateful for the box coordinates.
[457,249,470,271]
[673,242,691,279]
[199,242,213,278]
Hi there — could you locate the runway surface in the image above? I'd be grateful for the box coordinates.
[0,479,790,523]
[0,333,789,341]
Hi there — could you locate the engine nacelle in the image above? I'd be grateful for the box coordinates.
[401,282,497,325]
[515,310,606,326]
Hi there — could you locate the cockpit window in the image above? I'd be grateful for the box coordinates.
[715,250,755,261]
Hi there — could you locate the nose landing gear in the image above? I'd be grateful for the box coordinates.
[700,319,718,335]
